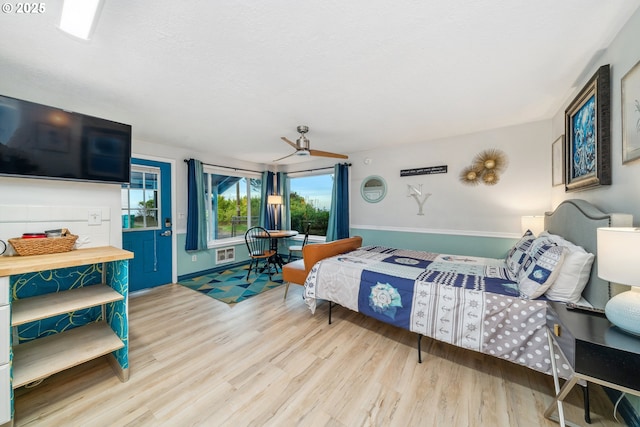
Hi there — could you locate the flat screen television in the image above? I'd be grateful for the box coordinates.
[0,94,131,184]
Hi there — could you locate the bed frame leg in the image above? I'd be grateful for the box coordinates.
[417,334,422,363]
[582,382,591,424]
[329,301,333,325]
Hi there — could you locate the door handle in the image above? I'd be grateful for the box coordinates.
[160,230,172,237]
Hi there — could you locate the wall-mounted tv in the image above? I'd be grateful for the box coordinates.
[0,94,131,184]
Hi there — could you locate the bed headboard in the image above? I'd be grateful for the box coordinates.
[544,199,632,309]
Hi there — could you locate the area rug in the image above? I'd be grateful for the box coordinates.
[178,264,283,304]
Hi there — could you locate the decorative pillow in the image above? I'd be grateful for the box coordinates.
[505,230,535,280]
[538,232,595,303]
[518,239,566,299]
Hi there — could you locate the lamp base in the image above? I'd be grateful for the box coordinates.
[605,288,640,336]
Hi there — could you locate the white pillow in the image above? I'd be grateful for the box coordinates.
[518,238,566,299]
[539,232,595,303]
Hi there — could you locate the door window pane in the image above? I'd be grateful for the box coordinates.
[122,166,161,230]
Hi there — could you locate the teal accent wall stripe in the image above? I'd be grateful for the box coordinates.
[175,230,517,278]
[351,228,517,259]
[176,233,257,276]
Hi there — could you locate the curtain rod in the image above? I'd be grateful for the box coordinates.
[185,159,351,175]
[288,162,352,174]
[183,159,262,174]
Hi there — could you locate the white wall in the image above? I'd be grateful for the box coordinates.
[552,8,640,224]
[0,176,119,250]
[349,120,552,237]
[0,117,552,255]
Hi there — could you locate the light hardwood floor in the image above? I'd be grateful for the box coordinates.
[14,283,625,426]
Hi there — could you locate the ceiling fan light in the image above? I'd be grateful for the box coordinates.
[296,150,310,156]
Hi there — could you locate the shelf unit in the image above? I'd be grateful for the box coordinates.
[12,284,123,326]
[0,246,133,425]
[12,322,124,388]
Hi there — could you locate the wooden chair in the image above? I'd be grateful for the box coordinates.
[244,226,277,280]
[288,223,310,262]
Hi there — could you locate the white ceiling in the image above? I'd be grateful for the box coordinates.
[1,1,638,166]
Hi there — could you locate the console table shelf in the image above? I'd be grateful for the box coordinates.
[0,246,132,276]
[12,284,123,326]
[0,246,133,425]
[12,322,123,389]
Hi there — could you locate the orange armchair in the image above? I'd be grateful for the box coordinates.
[282,236,363,299]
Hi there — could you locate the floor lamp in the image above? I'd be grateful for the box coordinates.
[267,195,283,230]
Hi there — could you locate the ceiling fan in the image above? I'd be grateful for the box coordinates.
[274,125,348,162]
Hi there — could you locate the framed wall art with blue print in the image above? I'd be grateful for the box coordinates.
[564,64,611,192]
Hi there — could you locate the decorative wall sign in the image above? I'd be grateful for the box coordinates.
[406,184,431,215]
[400,165,447,177]
[622,60,640,164]
[564,64,611,192]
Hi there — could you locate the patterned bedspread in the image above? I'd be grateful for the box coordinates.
[304,246,571,377]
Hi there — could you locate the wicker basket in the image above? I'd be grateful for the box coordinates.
[8,234,78,256]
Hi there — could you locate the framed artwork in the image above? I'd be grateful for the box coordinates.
[552,135,564,186]
[622,60,640,164]
[564,64,611,192]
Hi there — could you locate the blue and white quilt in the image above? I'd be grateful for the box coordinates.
[304,246,570,377]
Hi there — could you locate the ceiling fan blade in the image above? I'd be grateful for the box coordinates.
[273,151,297,162]
[309,149,349,159]
[281,137,299,149]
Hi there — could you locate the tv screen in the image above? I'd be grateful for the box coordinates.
[0,94,131,184]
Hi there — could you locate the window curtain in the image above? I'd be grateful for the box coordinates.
[277,171,291,231]
[185,159,208,251]
[326,163,350,242]
[259,171,275,228]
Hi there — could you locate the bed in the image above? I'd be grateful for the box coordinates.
[303,199,632,380]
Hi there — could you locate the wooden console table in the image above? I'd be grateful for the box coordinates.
[0,246,133,425]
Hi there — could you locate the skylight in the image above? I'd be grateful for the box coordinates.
[59,0,102,40]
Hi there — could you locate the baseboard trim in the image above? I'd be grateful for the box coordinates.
[603,388,640,427]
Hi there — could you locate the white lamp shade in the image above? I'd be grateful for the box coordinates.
[597,227,640,287]
[267,195,283,205]
[520,215,545,236]
[597,227,640,336]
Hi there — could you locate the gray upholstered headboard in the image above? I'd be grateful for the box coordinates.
[544,199,632,309]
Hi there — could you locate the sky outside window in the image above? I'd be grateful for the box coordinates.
[290,174,333,211]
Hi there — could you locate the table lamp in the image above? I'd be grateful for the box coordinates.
[267,195,283,230]
[520,215,545,236]
[597,227,640,336]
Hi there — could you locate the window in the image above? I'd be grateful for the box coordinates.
[204,170,262,241]
[289,173,333,237]
[121,166,160,230]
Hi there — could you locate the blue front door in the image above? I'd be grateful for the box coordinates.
[122,159,173,292]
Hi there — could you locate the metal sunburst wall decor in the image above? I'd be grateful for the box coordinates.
[460,149,508,186]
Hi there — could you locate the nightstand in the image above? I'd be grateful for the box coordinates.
[545,300,640,427]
